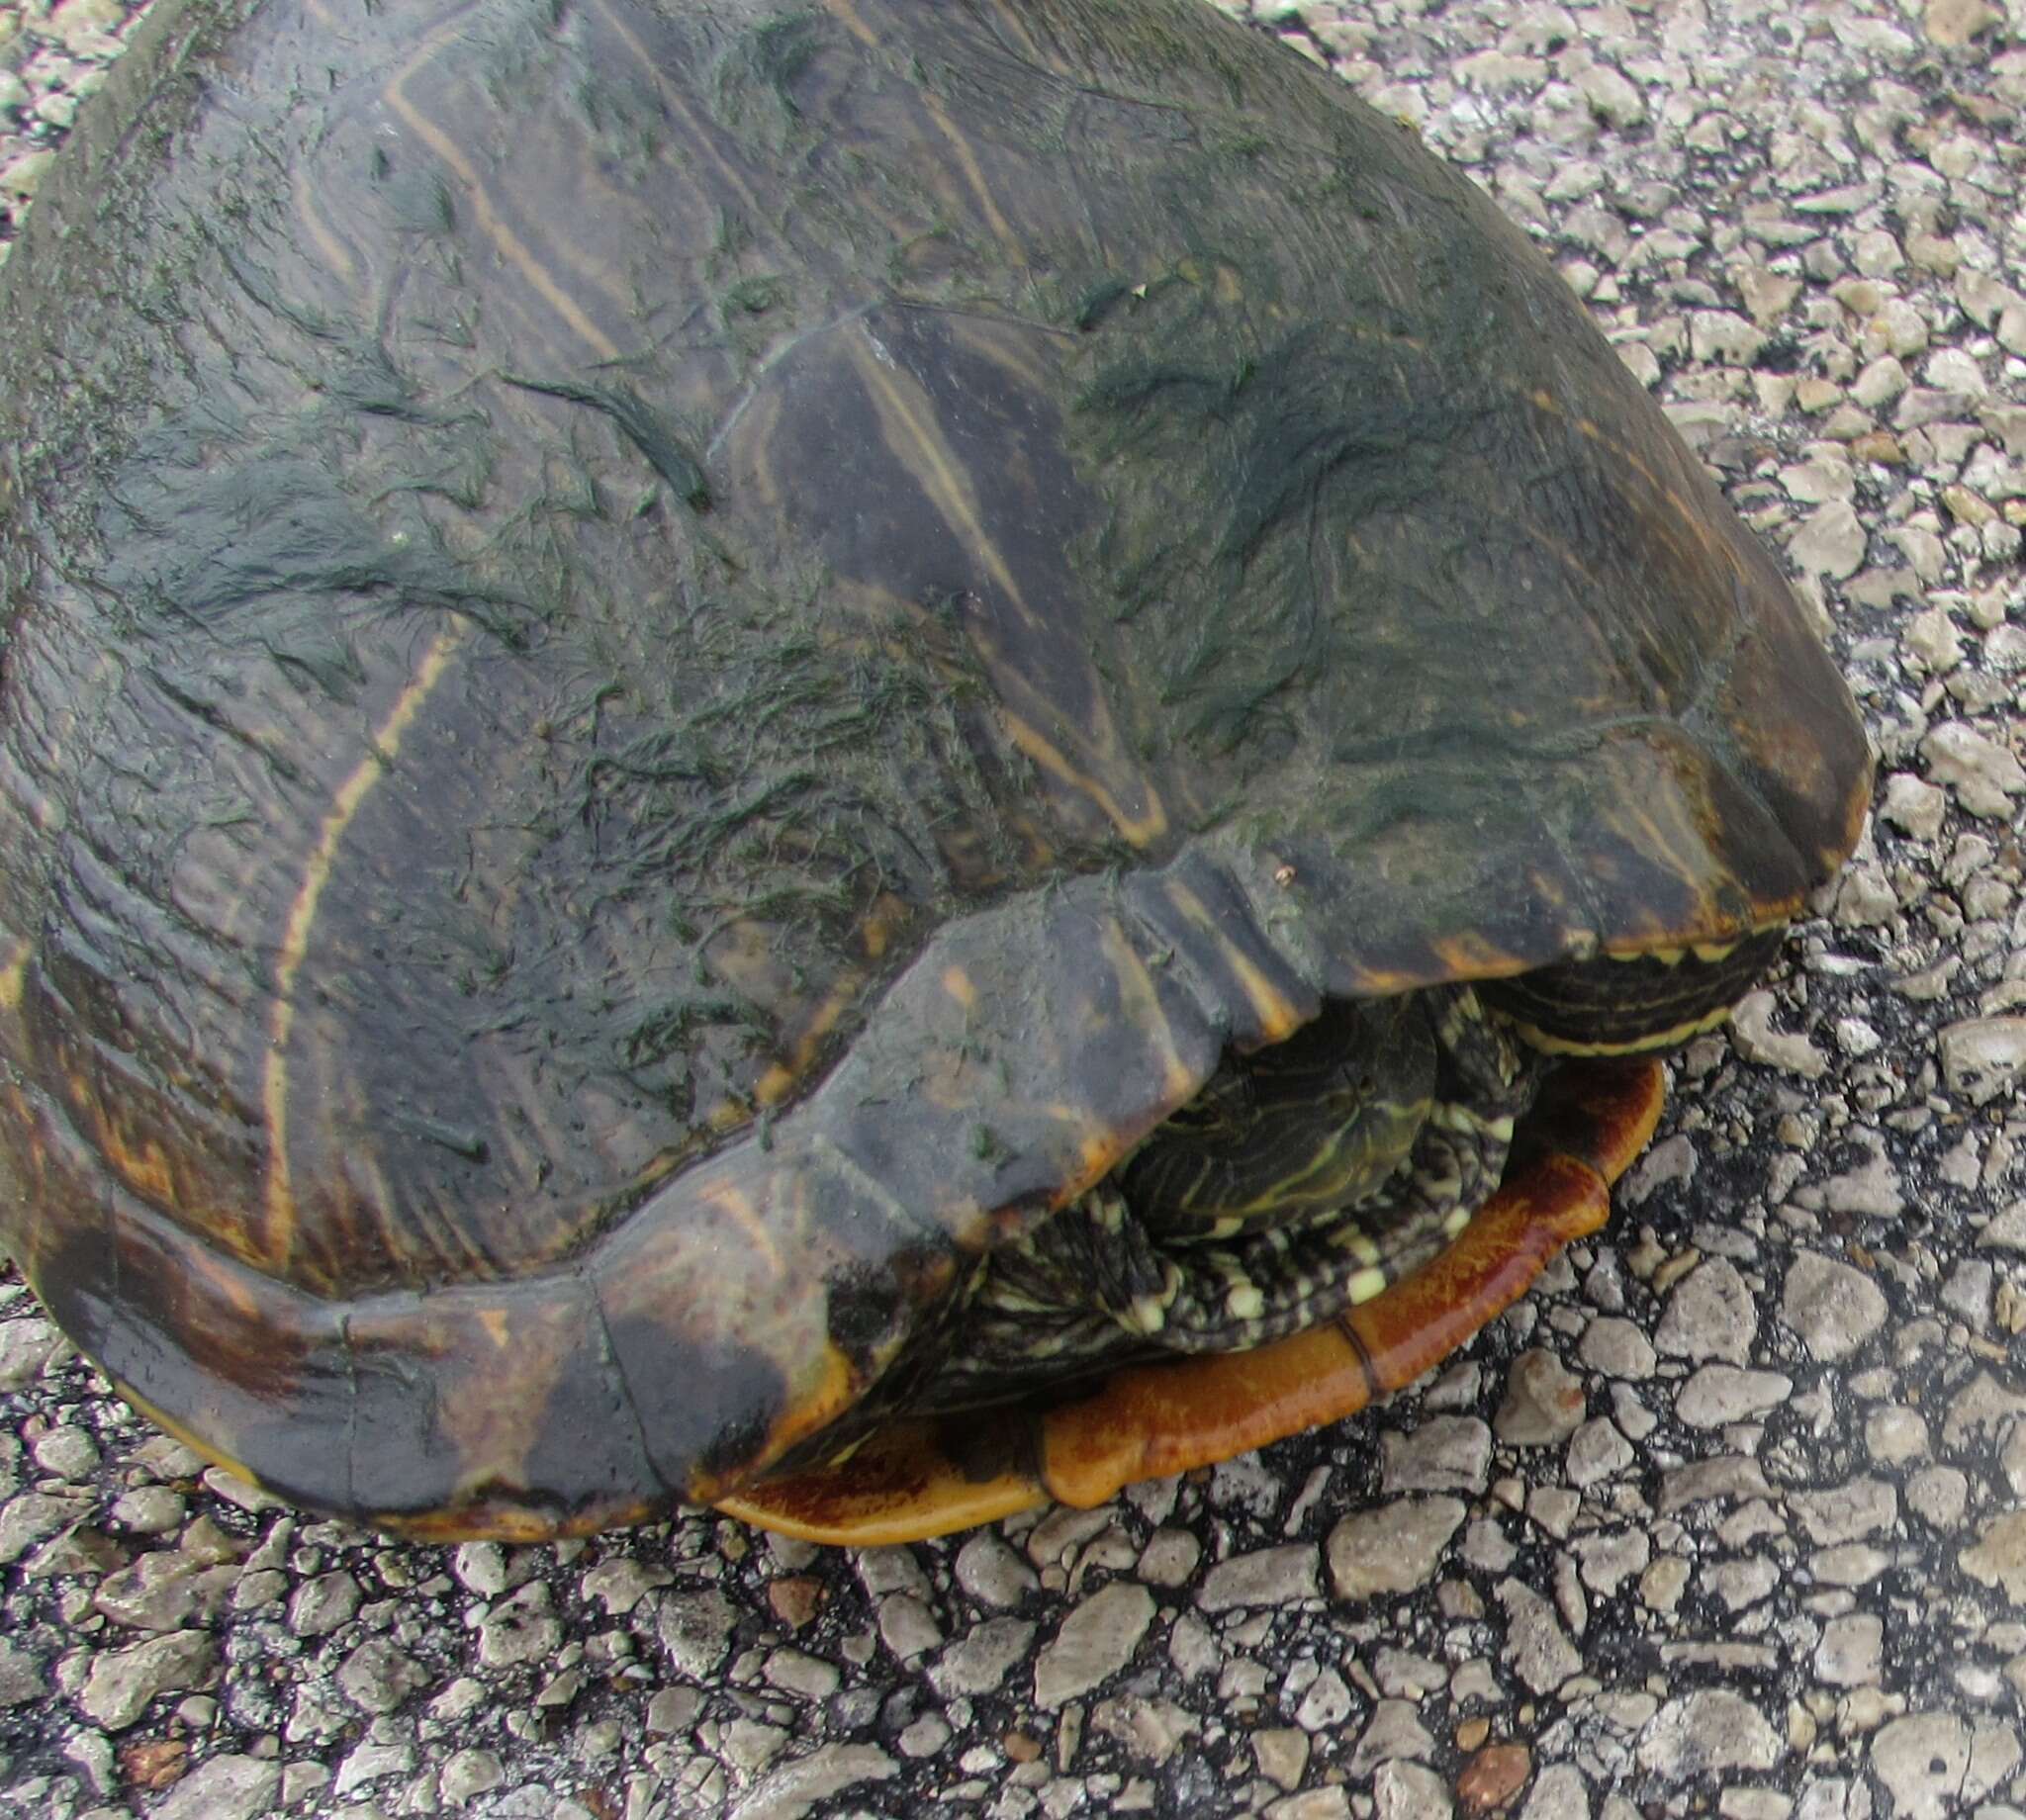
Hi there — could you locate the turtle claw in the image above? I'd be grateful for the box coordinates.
[720,1057,1664,1544]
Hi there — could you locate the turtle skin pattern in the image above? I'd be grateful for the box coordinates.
[0,0,1869,1536]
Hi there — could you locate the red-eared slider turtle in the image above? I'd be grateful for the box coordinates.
[0,0,1869,1545]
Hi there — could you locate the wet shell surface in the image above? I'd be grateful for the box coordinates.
[0,0,1868,1540]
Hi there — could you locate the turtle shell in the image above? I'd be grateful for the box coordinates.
[0,0,1868,1536]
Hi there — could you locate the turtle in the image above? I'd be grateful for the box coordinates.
[0,0,1869,1548]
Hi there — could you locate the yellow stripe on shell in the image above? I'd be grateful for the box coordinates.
[382,20,621,363]
[596,0,775,231]
[805,1130,917,1232]
[261,626,468,1271]
[754,967,867,1108]
[827,1,1022,263]
[839,329,1167,849]
[692,1174,789,1282]
[75,1086,178,1211]
[289,161,358,293]
[750,1063,798,1111]
[1095,915,1201,1109]
[1160,882,1306,1044]
[991,704,1169,849]
[1528,387,1734,582]
[859,893,909,959]
[0,937,29,1012]
[1429,932,1531,983]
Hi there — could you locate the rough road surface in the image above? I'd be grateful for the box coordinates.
[3,0,2025,1815]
